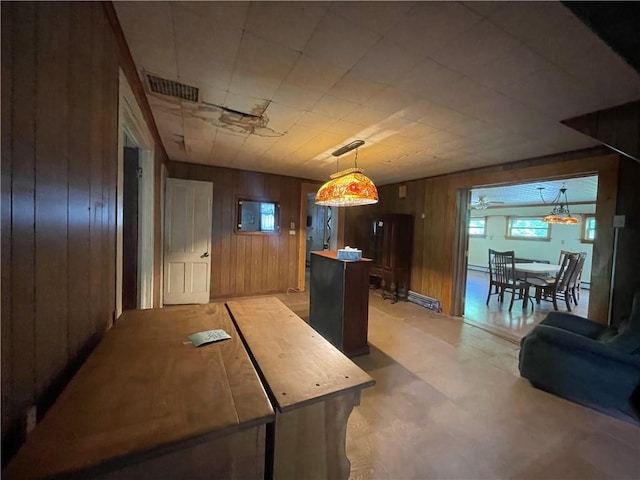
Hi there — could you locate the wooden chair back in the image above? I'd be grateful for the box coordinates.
[488,249,516,286]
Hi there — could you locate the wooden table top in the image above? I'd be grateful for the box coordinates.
[226,297,375,413]
[311,250,372,262]
[5,303,274,478]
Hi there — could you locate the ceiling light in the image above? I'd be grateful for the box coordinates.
[538,184,580,224]
[315,140,378,207]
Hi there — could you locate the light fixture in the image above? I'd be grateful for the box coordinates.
[315,140,378,207]
[538,183,580,224]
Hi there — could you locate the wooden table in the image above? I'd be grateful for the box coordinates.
[4,304,274,479]
[227,297,376,480]
[513,262,562,308]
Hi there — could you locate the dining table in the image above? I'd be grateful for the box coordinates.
[513,262,562,308]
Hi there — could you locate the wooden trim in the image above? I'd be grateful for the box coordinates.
[297,182,322,291]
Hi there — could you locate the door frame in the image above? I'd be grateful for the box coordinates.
[117,69,155,317]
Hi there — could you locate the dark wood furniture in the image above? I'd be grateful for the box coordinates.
[486,249,530,311]
[309,250,372,357]
[368,214,413,302]
[4,304,274,479]
[227,297,375,479]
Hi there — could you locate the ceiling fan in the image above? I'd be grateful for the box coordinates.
[471,195,505,210]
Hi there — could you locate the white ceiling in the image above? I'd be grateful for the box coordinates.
[114,1,640,186]
[471,174,598,207]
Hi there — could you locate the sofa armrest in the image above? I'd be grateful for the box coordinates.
[531,325,640,368]
[540,311,608,339]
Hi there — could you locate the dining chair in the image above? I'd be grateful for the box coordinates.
[486,249,529,311]
[528,252,580,311]
[558,250,587,304]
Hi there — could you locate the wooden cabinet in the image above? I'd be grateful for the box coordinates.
[368,214,413,302]
[309,251,372,357]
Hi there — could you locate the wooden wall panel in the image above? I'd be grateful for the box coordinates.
[8,2,38,435]
[345,151,620,321]
[1,0,15,446]
[2,2,120,463]
[166,162,306,299]
[67,2,93,359]
[34,1,70,398]
[612,156,640,325]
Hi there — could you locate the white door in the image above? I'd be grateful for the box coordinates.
[163,178,212,304]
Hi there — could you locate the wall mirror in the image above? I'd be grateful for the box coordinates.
[236,199,280,233]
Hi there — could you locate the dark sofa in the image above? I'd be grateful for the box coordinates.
[519,292,640,423]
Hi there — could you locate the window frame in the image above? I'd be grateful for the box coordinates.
[505,216,551,241]
[581,214,596,243]
[468,216,487,238]
[236,198,281,235]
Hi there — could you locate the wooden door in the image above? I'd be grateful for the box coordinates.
[163,178,212,304]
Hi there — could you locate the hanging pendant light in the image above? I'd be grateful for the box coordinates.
[315,140,378,207]
[538,184,580,224]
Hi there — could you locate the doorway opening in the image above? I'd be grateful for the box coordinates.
[459,175,597,341]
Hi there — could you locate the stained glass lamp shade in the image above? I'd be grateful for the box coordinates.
[315,167,378,206]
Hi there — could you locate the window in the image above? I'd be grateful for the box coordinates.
[582,214,596,242]
[236,199,280,233]
[260,202,276,232]
[506,217,550,240]
[469,217,486,237]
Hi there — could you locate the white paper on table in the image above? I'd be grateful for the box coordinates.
[188,329,231,347]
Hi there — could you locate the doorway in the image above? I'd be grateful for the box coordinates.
[297,183,343,292]
[122,144,139,311]
[457,175,597,340]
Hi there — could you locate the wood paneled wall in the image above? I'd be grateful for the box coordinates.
[344,150,620,322]
[1,1,120,462]
[167,162,305,298]
[612,156,640,324]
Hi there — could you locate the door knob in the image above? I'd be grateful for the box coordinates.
[201,252,209,258]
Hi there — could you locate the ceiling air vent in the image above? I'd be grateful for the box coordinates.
[146,74,199,102]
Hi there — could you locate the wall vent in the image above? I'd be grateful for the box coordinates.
[146,74,199,102]
[407,291,442,313]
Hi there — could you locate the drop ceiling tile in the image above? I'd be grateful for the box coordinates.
[462,1,503,17]
[295,110,334,131]
[365,87,424,116]
[222,92,271,117]
[329,1,411,35]
[233,32,300,82]
[226,75,281,103]
[350,37,423,85]
[283,55,347,92]
[272,82,324,110]
[244,1,328,51]
[501,68,605,119]
[525,15,605,72]
[429,19,521,77]
[197,82,228,108]
[328,70,387,104]
[396,58,464,99]
[303,11,381,70]
[184,137,214,163]
[172,6,243,70]
[487,1,573,43]
[386,2,481,57]
[415,103,470,130]
[262,103,305,133]
[322,118,368,137]
[114,2,178,77]
[313,94,360,119]
[172,1,249,29]
[471,44,555,91]
[342,105,394,127]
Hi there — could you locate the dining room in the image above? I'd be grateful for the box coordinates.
[463,176,596,341]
